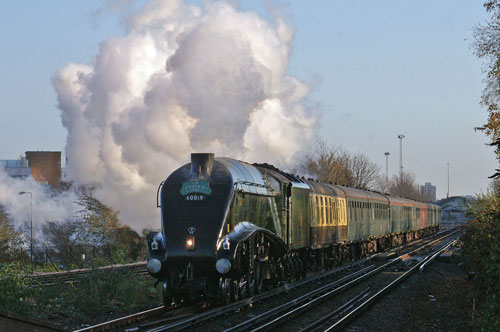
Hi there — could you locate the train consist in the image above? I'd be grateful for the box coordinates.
[146,153,440,304]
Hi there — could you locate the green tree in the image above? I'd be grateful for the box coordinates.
[473,1,500,154]
[76,194,122,247]
[74,193,143,265]
[463,191,500,331]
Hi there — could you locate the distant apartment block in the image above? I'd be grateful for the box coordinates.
[420,182,436,202]
[25,151,61,190]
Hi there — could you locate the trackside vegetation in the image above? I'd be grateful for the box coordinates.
[0,191,161,330]
[469,1,500,329]
[462,191,500,331]
[0,263,162,329]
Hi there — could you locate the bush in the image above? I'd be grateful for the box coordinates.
[462,191,500,331]
[35,267,161,322]
[0,262,38,314]
[1,261,161,329]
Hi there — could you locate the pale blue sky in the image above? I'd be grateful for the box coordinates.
[0,0,495,199]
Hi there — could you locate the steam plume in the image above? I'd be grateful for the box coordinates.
[0,167,78,238]
[54,0,317,230]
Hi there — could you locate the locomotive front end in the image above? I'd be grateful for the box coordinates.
[146,153,234,304]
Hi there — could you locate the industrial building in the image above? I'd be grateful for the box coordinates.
[25,151,61,190]
[1,151,62,190]
[436,196,472,222]
[0,159,31,178]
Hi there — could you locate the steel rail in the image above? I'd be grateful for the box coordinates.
[323,234,462,332]
[72,306,166,332]
[222,229,462,332]
[31,261,148,286]
[419,238,459,273]
[301,288,371,332]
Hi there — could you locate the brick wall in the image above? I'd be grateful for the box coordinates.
[25,151,61,190]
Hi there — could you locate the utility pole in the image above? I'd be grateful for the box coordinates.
[18,191,33,264]
[398,134,405,178]
[384,152,390,182]
[447,162,450,198]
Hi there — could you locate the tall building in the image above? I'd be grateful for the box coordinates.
[25,151,61,190]
[420,182,436,202]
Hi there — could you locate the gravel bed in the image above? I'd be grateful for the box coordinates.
[346,250,473,332]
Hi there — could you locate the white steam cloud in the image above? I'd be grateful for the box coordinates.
[53,0,317,230]
[0,167,78,239]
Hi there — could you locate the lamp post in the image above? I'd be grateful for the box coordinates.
[19,191,33,263]
[384,152,390,183]
[447,162,450,199]
[397,134,405,178]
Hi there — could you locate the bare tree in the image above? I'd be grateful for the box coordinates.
[388,171,427,201]
[374,175,391,194]
[297,139,380,189]
[0,206,26,262]
[42,220,80,268]
[349,152,380,189]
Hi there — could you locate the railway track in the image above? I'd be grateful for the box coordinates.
[72,306,197,332]
[30,261,148,286]
[67,227,460,332]
[324,236,459,332]
[223,229,461,332]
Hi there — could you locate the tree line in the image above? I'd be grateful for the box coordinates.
[297,139,434,202]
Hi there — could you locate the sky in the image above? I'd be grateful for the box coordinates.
[0,0,496,202]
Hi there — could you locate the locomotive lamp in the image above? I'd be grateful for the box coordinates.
[186,236,195,250]
[147,258,162,274]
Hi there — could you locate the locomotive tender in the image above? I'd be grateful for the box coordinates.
[146,153,440,304]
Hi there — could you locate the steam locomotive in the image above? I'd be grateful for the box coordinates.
[146,153,440,304]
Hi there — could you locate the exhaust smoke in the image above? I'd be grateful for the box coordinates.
[53,0,317,230]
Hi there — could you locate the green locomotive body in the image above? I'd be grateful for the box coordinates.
[146,154,440,304]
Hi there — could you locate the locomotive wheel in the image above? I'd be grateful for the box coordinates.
[275,262,284,287]
[246,271,255,297]
[301,259,307,279]
[254,262,261,294]
[162,281,173,306]
[220,278,231,304]
[230,279,239,302]
[291,258,299,280]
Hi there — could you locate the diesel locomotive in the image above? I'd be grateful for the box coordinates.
[146,153,440,304]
